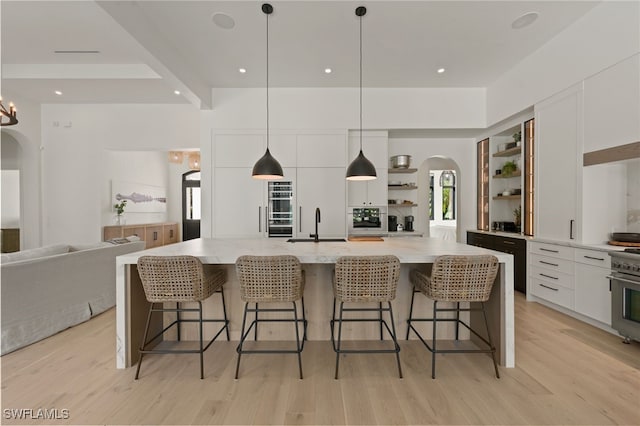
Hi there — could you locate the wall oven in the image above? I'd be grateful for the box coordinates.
[347,206,387,235]
[267,181,293,238]
[609,249,640,343]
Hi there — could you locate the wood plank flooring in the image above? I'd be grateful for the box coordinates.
[1,293,639,425]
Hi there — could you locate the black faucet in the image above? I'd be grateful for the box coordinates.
[310,207,321,242]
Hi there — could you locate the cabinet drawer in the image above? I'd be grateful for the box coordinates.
[530,265,574,289]
[145,226,164,248]
[530,253,574,275]
[529,241,574,260]
[530,277,575,309]
[574,248,610,269]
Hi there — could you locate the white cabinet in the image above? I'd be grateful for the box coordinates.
[214,168,265,237]
[574,248,611,325]
[583,53,640,153]
[528,241,575,309]
[214,133,265,168]
[534,84,582,241]
[296,134,346,167]
[348,131,389,170]
[348,168,388,206]
[297,168,346,238]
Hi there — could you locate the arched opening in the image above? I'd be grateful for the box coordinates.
[417,156,460,241]
[1,132,23,252]
[182,170,201,240]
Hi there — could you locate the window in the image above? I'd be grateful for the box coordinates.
[428,170,456,224]
[429,174,434,220]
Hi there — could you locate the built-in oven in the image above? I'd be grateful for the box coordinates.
[347,206,387,235]
[267,181,293,238]
[608,249,640,343]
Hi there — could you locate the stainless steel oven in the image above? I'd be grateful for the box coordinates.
[267,181,293,238]
[608,249,640,343]
[347,206,387,235]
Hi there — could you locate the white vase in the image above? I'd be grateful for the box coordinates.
[114,214,126,226]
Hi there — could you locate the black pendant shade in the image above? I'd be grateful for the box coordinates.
[346,150,377,181]
[346,6,376,181]
[252,3,283,180]
[252,147,284,180]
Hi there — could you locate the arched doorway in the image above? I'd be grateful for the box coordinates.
[417,157,460,241]
[1,133,22,252]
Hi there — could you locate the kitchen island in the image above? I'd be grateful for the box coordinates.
[115,238,514,369]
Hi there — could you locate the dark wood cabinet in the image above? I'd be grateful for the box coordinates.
[467,231,527,294]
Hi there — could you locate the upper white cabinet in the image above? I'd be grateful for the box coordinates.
[214,133,265,168]
[534,84,583,241]
[297,168,346,238]
[296,133,346,167]
[348,168,388,206]
[347,131,389,206]
[583,54,640,153]
[269,134,297,168]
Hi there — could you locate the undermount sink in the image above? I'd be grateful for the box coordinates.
[286,238,347,243]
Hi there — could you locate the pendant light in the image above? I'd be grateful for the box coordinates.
[252,3,283,180]
[346,6,376,181]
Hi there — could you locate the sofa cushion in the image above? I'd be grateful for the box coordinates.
[0,244,70,264]
[69,242,112,252]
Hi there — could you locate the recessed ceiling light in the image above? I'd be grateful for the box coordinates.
[437,68,446,74]
[212,12,235,29]
[512,12,539,29]
[239,68,247,73]
[324,68,332,74]
[54,90,63,95]
[174,90,181,95]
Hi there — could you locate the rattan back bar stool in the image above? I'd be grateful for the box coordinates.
[135,255,229,379]
[406,254,500,379]
[331,255,402,379]
[234,255,307,379]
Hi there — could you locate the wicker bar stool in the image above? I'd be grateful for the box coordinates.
[406,254,500,379]
[134,255,229,380]
[234,255,307,379]
[331,255,402,379]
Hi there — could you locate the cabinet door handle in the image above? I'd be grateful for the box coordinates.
[539,260,559,267]
[540,248,559,253]
[584,255,605,261]
[539,283,559,292]
[258,206,262,233]
[153,231,158,241]
[265,206,269,233]
[503,240,516,245]
[169,229,174,238]
[539,273,558,280]
[299,207,302,232]
[569,219,575,239]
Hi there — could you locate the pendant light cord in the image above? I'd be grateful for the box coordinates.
[359,10,363,152]
[266,10,270,150]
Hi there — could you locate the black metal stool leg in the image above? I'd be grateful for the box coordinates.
[220,287,230,341]
[293,301,303,379]
[135,302,155,380]
[388,302,403,378]
[334,301,344,380]
[176,302,181,341]
[379,302,384,341]
[482,302,500,379]
[455,302,460,341]
[301,297,308,341]
[198,301,204,379]
[431,300,438,379]
[406,287,417,340]
[235,302,250,379]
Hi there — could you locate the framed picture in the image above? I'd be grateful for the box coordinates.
[112,180,167,213]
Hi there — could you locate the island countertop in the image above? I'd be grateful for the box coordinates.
[115,238,514,370]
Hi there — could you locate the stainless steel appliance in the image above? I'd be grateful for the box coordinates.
[608,249,640,343]
[388,215,398,232]
[267,181,293,237]
[404,215,414,232]
[348,206,387,235]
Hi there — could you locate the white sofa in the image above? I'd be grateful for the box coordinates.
[1,241,145,355]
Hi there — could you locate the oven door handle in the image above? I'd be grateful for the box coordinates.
[607,275,639,285]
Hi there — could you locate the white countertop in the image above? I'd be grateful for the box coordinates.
[117,237,513,265]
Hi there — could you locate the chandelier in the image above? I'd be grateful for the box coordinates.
[0,98,18,126]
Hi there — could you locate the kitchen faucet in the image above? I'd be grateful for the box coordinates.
[310,207,321,242]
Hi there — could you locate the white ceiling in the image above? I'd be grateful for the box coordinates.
[1,1,601,107]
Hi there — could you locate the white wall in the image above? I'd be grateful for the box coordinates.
[388,137,476,242]
[41,104,200,245]
[1,170,20,228]
[628,159,640,233]
[487,1,640,126]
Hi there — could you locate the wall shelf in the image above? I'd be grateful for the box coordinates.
[493,146,521,157]
[389,203,418,207]
[492,195,521,200]
[388,168,417,174]
[493,170,521,179]
[388,186,417,190]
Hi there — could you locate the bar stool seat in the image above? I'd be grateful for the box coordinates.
[406,254,500,379]
[234,255,307,379]
[331,255,402,379]
[135,255,229,380]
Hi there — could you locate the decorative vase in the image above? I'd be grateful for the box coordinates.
[114,214,126,226]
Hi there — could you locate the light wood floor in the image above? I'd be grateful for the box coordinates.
[2,293,639,425]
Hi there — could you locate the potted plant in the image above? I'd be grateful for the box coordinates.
[114,200,127,225]
[513,131,522,146]
[513,205,522,227]
[502,160,517,177]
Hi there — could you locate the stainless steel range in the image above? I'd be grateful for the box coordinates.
[608,248,640,343]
